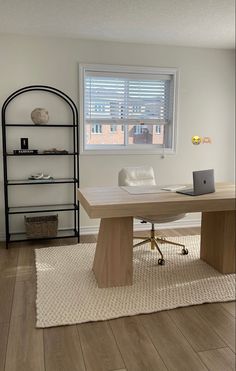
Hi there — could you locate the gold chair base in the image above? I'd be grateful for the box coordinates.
[133,231,187,261]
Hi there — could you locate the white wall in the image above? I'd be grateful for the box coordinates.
[0,34,235,236]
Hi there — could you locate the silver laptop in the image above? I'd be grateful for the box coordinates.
[176,169,215,196]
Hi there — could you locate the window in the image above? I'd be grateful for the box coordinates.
[110,124,117,133]
[134,124,147,135]
[80,64,178,154]
[155,125,161,134]
[91,123,102,134]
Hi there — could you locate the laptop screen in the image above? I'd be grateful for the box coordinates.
[193,169,215,195]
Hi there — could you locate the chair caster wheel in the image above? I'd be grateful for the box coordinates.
[158,258,165,265]
[182,248,188,255]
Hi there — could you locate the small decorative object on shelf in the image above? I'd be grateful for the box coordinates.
[13,149,38,155]
[28,172,54,181]
[43,148,68,154]
[14,137,38,154]
[21,137,29,149]
[31,107,49,125]
[24,214,58,238]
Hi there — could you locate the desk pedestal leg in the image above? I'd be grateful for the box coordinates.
[200,210,236,273]
[93,217,133,288]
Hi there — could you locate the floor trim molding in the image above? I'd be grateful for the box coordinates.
[80,215,201,236]
[0,215,201,240]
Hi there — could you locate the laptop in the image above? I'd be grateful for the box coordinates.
[176,169,215,196]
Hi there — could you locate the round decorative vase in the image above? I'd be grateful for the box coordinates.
[31,108,49,125]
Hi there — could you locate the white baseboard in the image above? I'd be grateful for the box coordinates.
[0,233,5,241]
[0,215,201,240]
[80,214,201,235]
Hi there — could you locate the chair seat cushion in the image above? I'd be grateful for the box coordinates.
[136,213,186,224]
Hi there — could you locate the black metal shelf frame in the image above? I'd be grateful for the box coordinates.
[1,85,80,248]
[6,152,78,156]
[10,229,79,242]
[8,178,79,185]
[9,203,79,214]
[6,124,75,127]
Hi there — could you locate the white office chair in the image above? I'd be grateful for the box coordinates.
[118,166,188,265]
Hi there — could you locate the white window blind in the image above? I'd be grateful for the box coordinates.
[84,71,172,125]
[80,64,178,154]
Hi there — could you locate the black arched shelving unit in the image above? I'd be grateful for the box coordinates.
[1,85,80,248]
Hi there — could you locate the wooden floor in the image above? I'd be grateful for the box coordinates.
[0,227,235,371]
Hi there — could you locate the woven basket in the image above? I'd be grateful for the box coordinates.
[25,215,58,238]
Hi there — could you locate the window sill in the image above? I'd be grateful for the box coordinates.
[80,148,176,156]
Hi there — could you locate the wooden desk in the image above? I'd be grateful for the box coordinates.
[78,183,236,288]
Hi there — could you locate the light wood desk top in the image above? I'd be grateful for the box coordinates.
[78,183,235,287]
[78,183,235,219]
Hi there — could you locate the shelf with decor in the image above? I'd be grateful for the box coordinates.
[7,178,78,185]
[5,123,75,127]
[9,204,79,214]
[6,152,78,156]
[1,85,80,248]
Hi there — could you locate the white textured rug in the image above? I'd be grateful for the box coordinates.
[35,235,235,328]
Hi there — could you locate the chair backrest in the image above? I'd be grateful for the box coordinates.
[118,166,156,186]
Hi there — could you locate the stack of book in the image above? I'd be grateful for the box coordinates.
[13,149,38,155]
[43,148,68,154]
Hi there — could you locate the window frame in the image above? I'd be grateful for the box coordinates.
[79,63,179,155]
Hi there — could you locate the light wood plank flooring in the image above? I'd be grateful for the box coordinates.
[0,227,235,371]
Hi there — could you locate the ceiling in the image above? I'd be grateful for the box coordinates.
[0,0,235,49]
